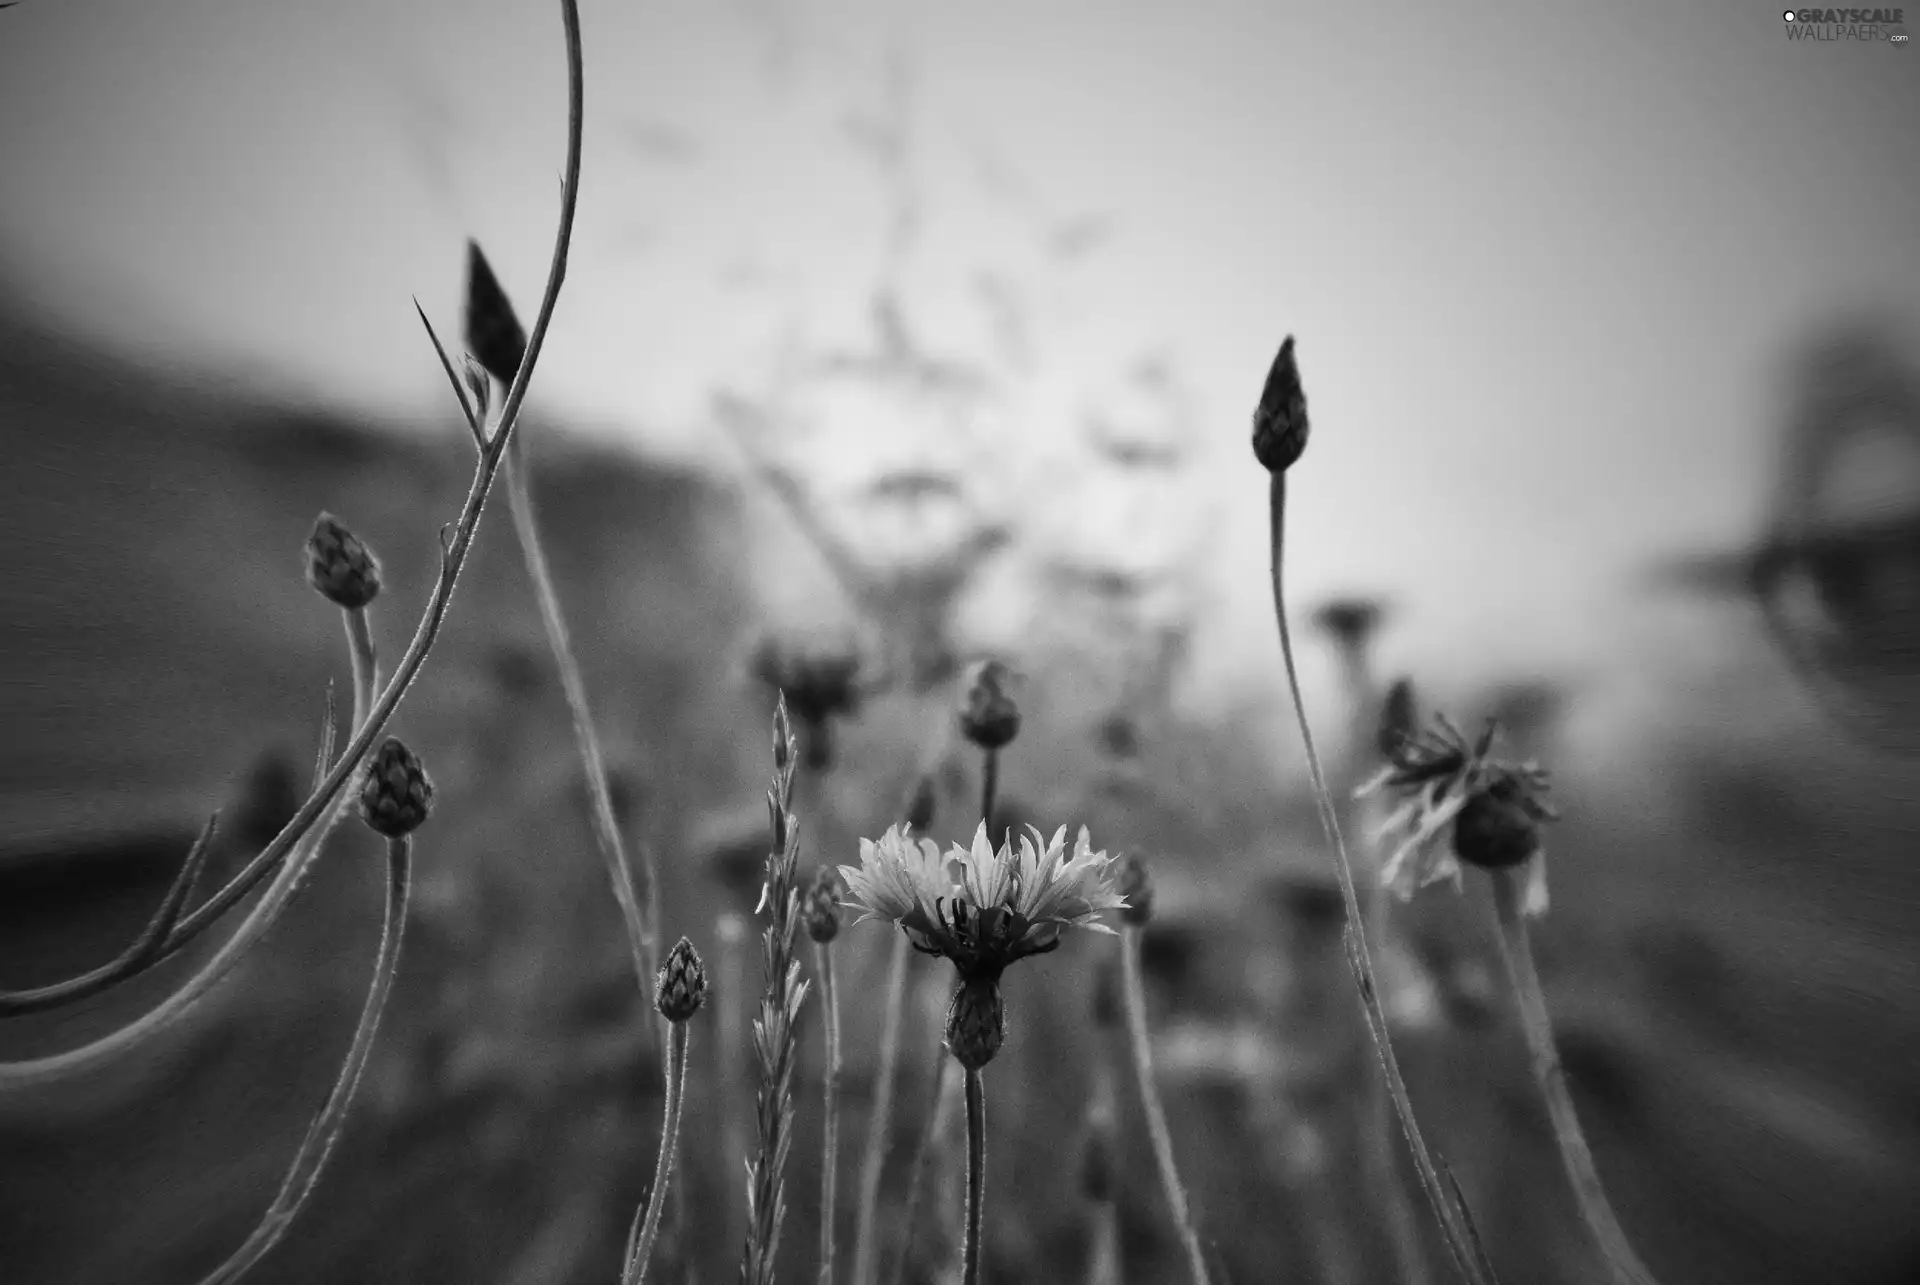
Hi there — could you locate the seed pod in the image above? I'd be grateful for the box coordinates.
[1114,850,1154,927]
[1452,777,1541,870]
[463,240,528,388]
[655,936,708,1023]
[959,660,1020,751]
[305,513,382,610]
[358,738,434,837]
[803,867,842,944]
[1251,335,1309,474]
[944,976,1006,1071]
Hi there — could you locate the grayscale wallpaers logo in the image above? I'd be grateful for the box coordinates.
[1783,8,1910,42]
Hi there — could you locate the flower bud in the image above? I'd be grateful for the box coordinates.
[944,976,1006,1070]
[959,660,1020,751]
[1251,335,1309,474]
[463,240,528,388]
[1114,850,1154,927]
[655,936,708,1023]
[1452,777,1541,870]
[305,513,382,610]
[904,774,937,832]
[358,737,434,837]
[803,868,842,944]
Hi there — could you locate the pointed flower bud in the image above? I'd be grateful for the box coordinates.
[305,513,382,610]
[1114,849,1154,927]
[1251,335,1309,473]
[959,660,1020,751]
[463,240,528,388]
[655,936,708,1023]
[358,737,433,837]
[803,867,842,944]
[945,976,1006,1071]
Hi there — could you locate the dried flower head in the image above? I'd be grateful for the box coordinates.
[305,513,382,610]
[358,737,434,837]
[463,240,528,387]
[1251,335,1309,474]
[1356,714,1558,915]
[655,936,708,1023]
[803,867,842,943]
[1113,850,1153,927]
[840,822,1124,980]
[958,659,1021,751]
[944,976,1007,1070]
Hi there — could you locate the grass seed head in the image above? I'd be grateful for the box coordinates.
[655,936,708,1023]
[1251,334,1309,473]
[305,512,382,610]
[358,737,433,837]
[463,239,528,388]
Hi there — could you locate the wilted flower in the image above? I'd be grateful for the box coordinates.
[306,513,382,610]
[1356,714,1557,915]
[839,822,1125,981]
[655,936,708,1023]
[358,738,434,837]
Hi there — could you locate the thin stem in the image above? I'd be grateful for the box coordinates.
[344,606,380,734]
[1266,474,1492,1284]
[962,1067,986,1285]
[0,0,583,1044]
[623,1022,691,1285]
[979,748,999,839]
[817,940,843,1285]
[502,437,658,1003]
[1488,869,1662,1285]
[890,1052,960,1285]
[1119,929,1212,1285]
[1362,879,1431,1285]
[196,836,413,1285]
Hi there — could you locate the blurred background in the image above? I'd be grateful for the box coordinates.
[2,0,1918,1282]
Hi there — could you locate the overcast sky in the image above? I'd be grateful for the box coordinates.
[2,0,1917,717]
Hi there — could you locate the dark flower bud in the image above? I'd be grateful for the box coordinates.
[945,976,1006,1070]
[1452,776,1542,870]
[358,737,434,837]
[959,660,1021,751]
[904,774,937,832]
[803,868,842,944]
[1114,850,1154,927]
[655,936,708,1023]
[1378,677,1418,762]
[463,240,528,388]
[1251,335,1309,473]
[305,513,382,610]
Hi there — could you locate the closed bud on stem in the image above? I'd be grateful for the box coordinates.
[1114,850,1154,927]
[1452,777,1542,870]
[358,738,433,837]
[803,868,842,943]
[463,240,528,388]
[1251,335,1309,473]
[655,936,708,1023]
[305,513,382,610]
[959,660,1021,751]
[772,698,796,781]
[945,975,1006,1071]
[905,774,937,832]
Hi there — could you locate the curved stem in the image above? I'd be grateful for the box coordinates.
[1267,474,1493,1283]
[1120,929,1212,1285]
[502,439,658,1006]
[817,941,843,1285]
[1488,869,1662,1285]
[623,1022,690,1285]
[196,836,413,1284]
[344,606,380,734]
[0,0,583,1038]
[962,1066,986,1285]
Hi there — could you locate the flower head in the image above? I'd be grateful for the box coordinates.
[839,822,1126,979]
[1357,713,1557,914]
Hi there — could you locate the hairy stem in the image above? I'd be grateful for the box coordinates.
[622,1022,690,1285]
[196,836,412,1284]
[344,606,380,734]
[502,437,658,1004]
[1120,929,1212,1285]
[818,941,843,1285]
[1489,869,1662,1285]
[962,1067,986,1285]
[1267,474,1493,1283]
